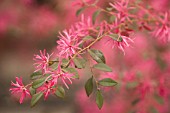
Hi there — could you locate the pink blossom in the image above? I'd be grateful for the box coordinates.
[38,81,55,100]
[153,12,170,42]
[9,77,31,104]
[107,34,134,54]
[49,62,74,89]
[74,14,94,37]
[109,0,134,22]
[57,29,82,58]
[33,49,53,74]
[99,21,111,36]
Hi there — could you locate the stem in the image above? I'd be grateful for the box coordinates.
[25,82,33,88]
[88,56,100,89]
[64,32,109,67]
[90,67,99,89]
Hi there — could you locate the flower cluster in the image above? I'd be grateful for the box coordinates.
[9,0,170,110]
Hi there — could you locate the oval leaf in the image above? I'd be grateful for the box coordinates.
[99,78,117,86]
[55,86,65,98]
[32,77,45,89]
[63,67,79,79]
[31,92,43,107]
[93,63,112,72]
[85,76,93,97]
[73,57,86,69]
[108,34,123,42]
[30,72,42,80]
[92,10,101,24]
[96,90,103,110]
[76,7,86,16]
[29,87,36,96]
[83,35,95,41]
[109,15,116,23]
[88,49,105,63]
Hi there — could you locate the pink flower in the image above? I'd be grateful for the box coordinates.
[153,12,170,42]
[38,81,55,100]
[74,14,94,37]
[109,0,134,22]
[138,81,155,99]
[9,77,31,104]
[33,49,53,74]
[107,34,134,54]
[49,62,74,89]
[57,29,82,58]
[99,21,111,36]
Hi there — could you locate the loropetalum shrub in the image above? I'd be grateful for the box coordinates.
[9,0,170,110]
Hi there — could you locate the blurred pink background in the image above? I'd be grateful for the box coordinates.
[0,0,170,113]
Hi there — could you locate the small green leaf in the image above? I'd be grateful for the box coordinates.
[108,34,123,42]
[61,58,69,67]
[154,94,164,104]
[50,62,59,70]
[83,35,95,41]
[92,10,101,24]
[29,87,36,96]
[131,98,141,105]
[109,15,116,23]
[55,86,65,98]
[88,49,105,63]
[149,107,158,113]
[156,57,167,70]
[31,92,43,107]
[76,7,86,16]
[126,81,139,89]
[32,77,46,89]
[106,7,113,11]
[73,57,86,69]
[99,78,117,86]
[63,67,79,79]
[85,76,93,97]
[30,72,42,80]
[93,63,112,72]
[96,90,103,110]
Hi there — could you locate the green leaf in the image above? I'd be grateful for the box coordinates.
[126,81,139,89]
[76,7,86,16]
[131,98,140,105]
[55,86,65,98]
[32,77,46,89]
[61,58,69,68]
[92,10,101,24]
[31,92,43,107]
[63,67,79,79]
[154,94,164,104]
[156,57,167,70]
[85,76,93,97]
[106,7,113,11]
[30,72,42,80]
[50,62,59,70]
[88,49,105,63]
[93,63,112,72]
[108,34,123,42]
[29,87,36,96]
[109,15,116,23]
[73,57,86,69]
[99,78,117,86]
[96,90,103,110]
[149,107,158,113]
[83,35,95,41]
